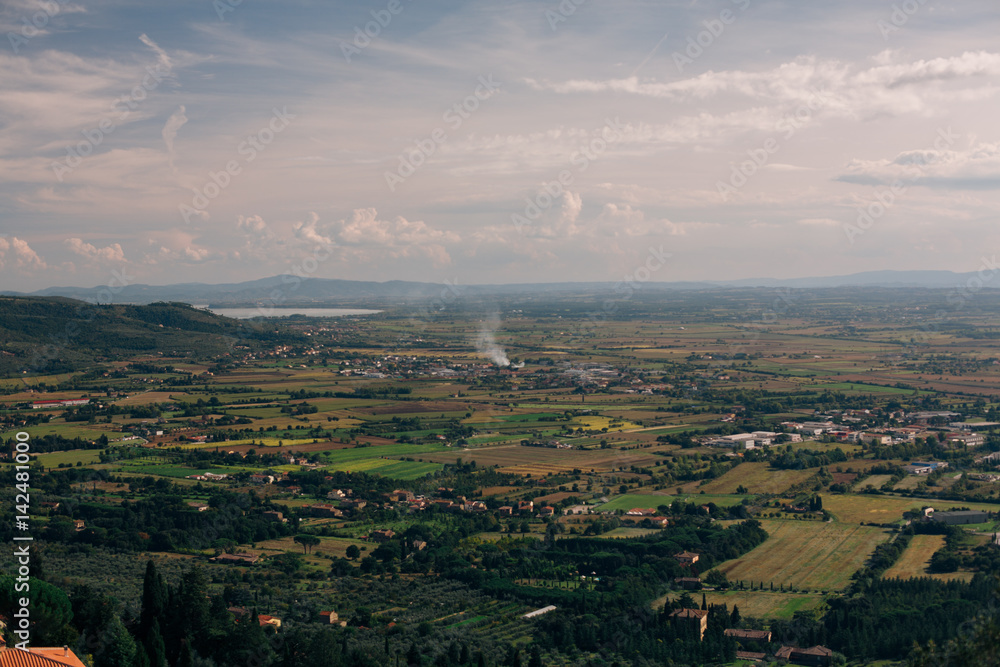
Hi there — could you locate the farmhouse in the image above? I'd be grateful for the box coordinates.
[670,608,709,641]
[258,615,281,628]
[674,577,701,590]
[674,551,700,565]
[319,610,345,626]
[371,528,396,543]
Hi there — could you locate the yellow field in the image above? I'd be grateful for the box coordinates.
[882,535,975,582]
[715,520,890,591]
[253,535,367,561]
[697,462,815,495]
[822,494,1000,525]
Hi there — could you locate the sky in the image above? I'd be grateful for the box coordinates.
[1,0,1000,292]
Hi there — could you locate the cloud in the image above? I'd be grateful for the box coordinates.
[64,238,127,263]
[838,140,1000,189]
[139,33,173,74]
[0,236,46,270]
[528,51,1000,120]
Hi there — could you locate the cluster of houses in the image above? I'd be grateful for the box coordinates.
[670,609,834,665]
[704,408,995,456]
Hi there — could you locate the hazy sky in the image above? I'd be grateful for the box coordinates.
[2,0,999,291]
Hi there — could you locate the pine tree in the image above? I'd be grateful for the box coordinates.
[730,605,741,627]
[529,645,543,667]
[701,593,707,610]
[94,617,137,667]
[146,619,167,667]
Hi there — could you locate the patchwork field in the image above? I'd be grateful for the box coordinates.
[715,520,890,591]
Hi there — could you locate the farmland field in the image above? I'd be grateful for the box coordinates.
[714,520,890,590]
[882,535,976,582]
[321,457,443,479]
[697,462,815,495]
[822,494,1000,525]
[596,493,748,511]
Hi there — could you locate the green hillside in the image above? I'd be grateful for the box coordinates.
[0,297,300,376]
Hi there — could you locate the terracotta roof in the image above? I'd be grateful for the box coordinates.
[0,647,87,667]
[670,608,709,619]
[775,645,833,659]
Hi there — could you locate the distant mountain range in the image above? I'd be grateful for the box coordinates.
[2,270,991,306]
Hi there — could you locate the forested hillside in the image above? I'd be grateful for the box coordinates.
[0,297,296,376]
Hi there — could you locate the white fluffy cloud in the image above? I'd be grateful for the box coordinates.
[64,238,127,263]
[0,236,46,270]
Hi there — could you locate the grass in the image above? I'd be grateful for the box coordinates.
[597,493,748,511]
[883,535,944,580]
[35,449,102,467]
[715,520,890,591]
[697,462,815,495]
[822,494,1000,525]
[883,534,976,582]
[653,590,825,620]
[321,458,443,480]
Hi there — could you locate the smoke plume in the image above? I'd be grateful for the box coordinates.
[475,314,510,366]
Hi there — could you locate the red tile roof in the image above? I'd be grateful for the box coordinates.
[0,647,87,667]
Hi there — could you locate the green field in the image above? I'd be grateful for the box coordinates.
[35,449,102,467]
[596,493,748,511]
[715,520,890,591]
[654,590,825,620]
[321,457,443,480]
